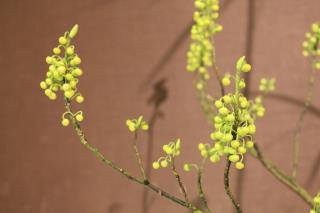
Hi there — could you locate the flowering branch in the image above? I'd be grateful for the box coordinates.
[64,100,199,211]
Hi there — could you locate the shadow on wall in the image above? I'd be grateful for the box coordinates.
[142,79,168,213]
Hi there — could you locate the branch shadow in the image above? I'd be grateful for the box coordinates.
[107,202,123,213]
[142,78,168,213]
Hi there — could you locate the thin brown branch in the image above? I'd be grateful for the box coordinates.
[197,159,211,213]
[133,131,147,180]
[224,159,242,213]
[171,158,190,204]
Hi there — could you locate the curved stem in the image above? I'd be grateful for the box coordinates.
[64,101,198,211]
[292,62,317,178]
[224,159,242,213]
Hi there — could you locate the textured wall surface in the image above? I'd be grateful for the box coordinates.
[1,0,320,212]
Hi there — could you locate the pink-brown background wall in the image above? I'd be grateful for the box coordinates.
[1,0,320,212]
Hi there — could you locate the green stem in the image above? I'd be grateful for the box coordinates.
[224,159,242,213]
[252,144,313,206]
[292,60,317,178]
[64,101,198,211]
[133,131,147,180]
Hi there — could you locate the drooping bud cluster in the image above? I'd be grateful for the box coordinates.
[207,56,256,170]
[152,138,181,169]
[302,22,320,70]
[186,0,222,80]
[310,193,320,213]
[126,116,149,132]
[40,24,85,127]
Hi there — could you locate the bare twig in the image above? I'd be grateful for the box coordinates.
[197,159,211,213]
[171,158,190,204]
[133,132,147,180]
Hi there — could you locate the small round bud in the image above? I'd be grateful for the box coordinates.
[40,81,47,89]
[215,100,223,108]
[49,92,57,100]
[76,95,84,103]
[239,80,246,89]
[183,164,190,172]
[313,196,320,205]
[152,162,160,170]
[222,77,231,86]
[61,118,70,126]
[75,114,84,122]
[201,150,208,158]
[198,143,205,150]
[241,64,251,72]
[58,36,67,45]
[235,162,245,170]
[65,73,74,81]
[141,123,149,131]
[224,133,233,142]
[219,107,229,115]
[45,56,53,64]
[64,90,75,99]
[246,141,254,148]
[231,140,240,148]
[44,89,52,97]
[66,47,74,55]
[53,47,61,55]
[73,68,83,76]
[160,160,168,168]
[229,154,240,163]
[62,83,71,91]
[238,147,247,154]
[210,154,220,163]
[72,56,81,65]
[223,95,232,104]
[226,114,235,122]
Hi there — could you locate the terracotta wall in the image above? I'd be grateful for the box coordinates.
[1,0,320,212]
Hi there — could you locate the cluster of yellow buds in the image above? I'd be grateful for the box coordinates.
[152,138,181,169]
[40,24,85,127]
[186,0,222,82]
[310,193,320,213]
[126,116,149,132]
[302,22,320,70]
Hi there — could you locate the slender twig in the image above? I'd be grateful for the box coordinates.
[133,131,147,180]
[171,158,189,204]
[197,159,211,213]
[224,159,242,213]
[292,60,317,178]
[252,144,313,206]
[64,101,198,211]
